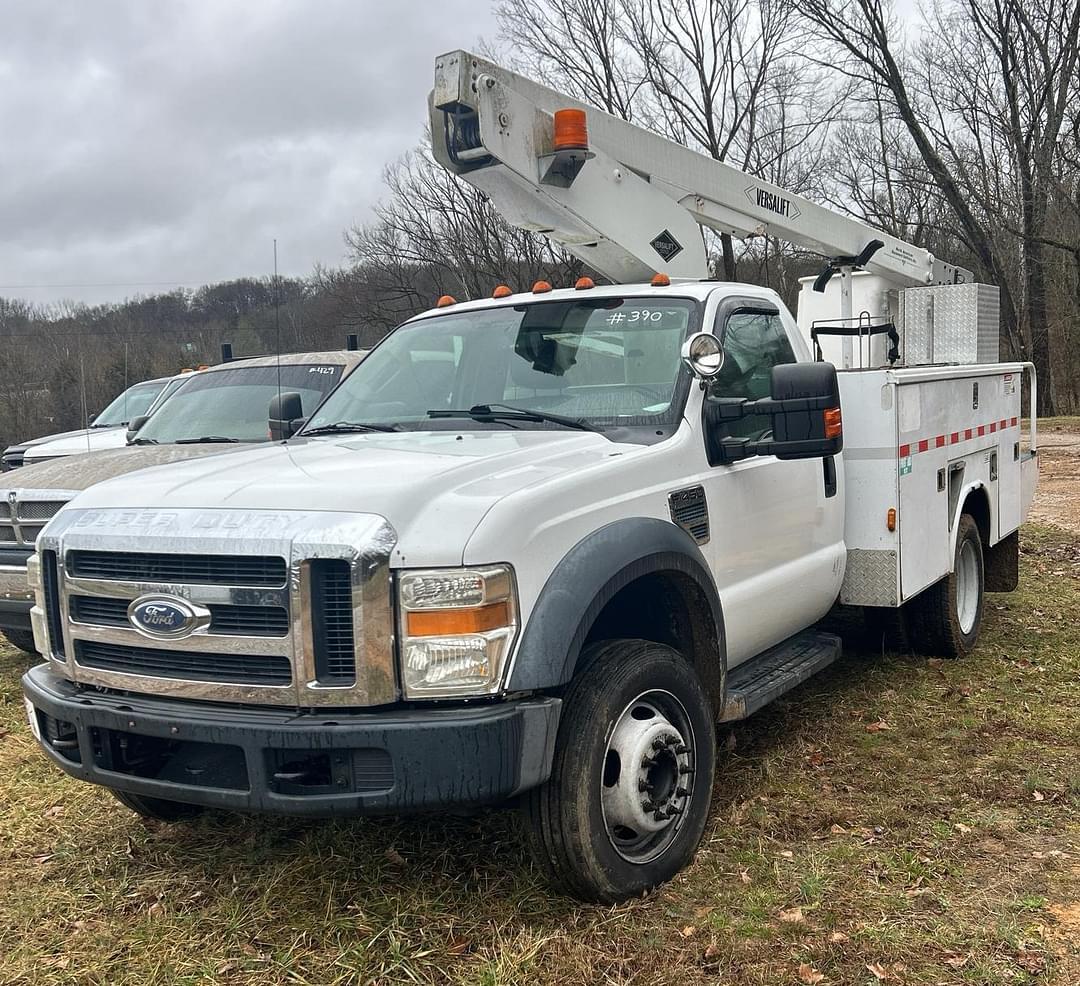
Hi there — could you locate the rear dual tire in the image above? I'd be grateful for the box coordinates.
[905,513,985,657]
[523,639,716,903]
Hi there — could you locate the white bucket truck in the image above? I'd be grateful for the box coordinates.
[20,52,1038,902]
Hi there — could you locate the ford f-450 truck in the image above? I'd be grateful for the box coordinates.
[20,52,1038,903]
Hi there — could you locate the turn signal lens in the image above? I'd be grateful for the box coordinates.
[406,602,510,637]
[574,276,595,290]
[553,108,588,151]
[492,284,512,298]
[532,280,552,294]
[651,272,671,287]
[887,508,897,532]
[436,295,456,308]
[824,407,842,439]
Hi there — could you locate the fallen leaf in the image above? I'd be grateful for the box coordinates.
[1033,790,1045,802]
[830,824,847,835]
[216,961,239,975]
[954,822,972,834]
[798,962,825,984]
[738,868,752,885]
[864,721,890,733]
[779,906,805,924]
[704,943,721,960]
[828,931,849,943]
[866,962,889,979]
[680,925,697,938]
[943,953,969,969]
[1017,950,1046,973]
[446,938,471,955]
[147,902,164,919]
[43,805,64,819]
[780,850,795,859]
[384,846,406,867]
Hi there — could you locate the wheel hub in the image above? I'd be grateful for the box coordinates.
[602,699,693,845]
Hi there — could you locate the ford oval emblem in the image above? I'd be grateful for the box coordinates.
[127,595,208,639]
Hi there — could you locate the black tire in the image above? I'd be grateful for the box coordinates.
[1,628,38,654]
[905,513,985,657]
[111,789,205,822]
[523,638,717,903]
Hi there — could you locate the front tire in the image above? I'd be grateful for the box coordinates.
[523,638,716,903]
[905,513,985,657]
[112,789,205,822]
[1,628,38,654]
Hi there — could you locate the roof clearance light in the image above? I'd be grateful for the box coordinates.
[532,280,552,294]
[436,295,456,308]
[651,272,671,287]
[574,276,595,290]
[553,108,589,151]
[492,284,512,298]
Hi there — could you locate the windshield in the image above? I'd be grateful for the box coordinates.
[135,363,344,443]
[304,297,697,435]
[94,380,167,427]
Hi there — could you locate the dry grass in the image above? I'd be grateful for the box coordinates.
[1,523,1078,985]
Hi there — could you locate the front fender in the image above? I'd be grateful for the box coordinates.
[505,517,725,692]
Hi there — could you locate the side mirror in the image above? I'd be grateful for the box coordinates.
[708,362,843,463]
[87,413,97,425]
[125,414,150,443]
[269,391,305,441]
[681,332,725,380]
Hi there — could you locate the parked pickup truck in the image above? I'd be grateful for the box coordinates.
[2,372,190,471]
[1,351,365,654]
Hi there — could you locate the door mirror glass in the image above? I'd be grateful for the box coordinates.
[125,414,150,443]
[681,332,725,379]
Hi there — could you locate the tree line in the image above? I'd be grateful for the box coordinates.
[1,0,1076,453]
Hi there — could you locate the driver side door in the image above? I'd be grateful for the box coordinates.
[700,300,844,667]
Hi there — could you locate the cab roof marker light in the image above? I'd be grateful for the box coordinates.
[436,295,457,308]
[492,284,513,298]
[651,272,671,287]
[532,280,552,294]
[574,277,595,290]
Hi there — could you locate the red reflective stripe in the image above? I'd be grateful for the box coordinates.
[935,435,946,448]
[1011,416,1018,426]
[918,439,929,452]
[899,444,911,457]
[977,425,985,436]
[951,432,960,444]
[965,428,973,440]
[989,422,997,433]
[1000,419,1007,429]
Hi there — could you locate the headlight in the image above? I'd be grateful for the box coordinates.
[397,565,518,698]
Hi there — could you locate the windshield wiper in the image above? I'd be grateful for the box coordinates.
[302,421,400,435]
[427,403,602,433]
[128,437,159,446]
[174,436,242,444]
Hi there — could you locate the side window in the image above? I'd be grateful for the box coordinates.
[710,309,797,439]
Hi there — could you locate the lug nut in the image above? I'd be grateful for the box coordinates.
[651,738,666,750]
[675,744,690,755]
[666,804,683,817]
[638,780,649,792]
[641,800,656,812]
[641,756,656,768]
[679,765,695,775]
[676,786,690,797]
[653,811,667,822]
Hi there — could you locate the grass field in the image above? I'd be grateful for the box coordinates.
[1,524,1078,985]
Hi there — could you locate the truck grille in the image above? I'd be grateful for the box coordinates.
[68,551,287,587]
[75,641,292,685]
[70,595,290,637]
[0,497,66,548]
[309,559,356,684]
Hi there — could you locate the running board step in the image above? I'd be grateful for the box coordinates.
[720,631,842,722]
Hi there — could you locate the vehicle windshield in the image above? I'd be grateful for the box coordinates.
[134,363,344,444]
[304,297,696,435]
[93,380,168,427]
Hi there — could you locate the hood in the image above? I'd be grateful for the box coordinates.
[22,427,127,462]
[1,444,249,493]
[69,431,630,565]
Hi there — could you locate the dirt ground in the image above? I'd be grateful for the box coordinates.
[1027,418,1080,534]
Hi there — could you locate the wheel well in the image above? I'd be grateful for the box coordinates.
[961,486,991,545]
[580,571,724,714]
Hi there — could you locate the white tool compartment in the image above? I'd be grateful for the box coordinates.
[838,363,1035,607]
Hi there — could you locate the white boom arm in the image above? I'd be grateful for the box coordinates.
[430,50,972,289]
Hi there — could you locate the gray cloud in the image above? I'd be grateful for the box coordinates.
[0,0,496,306]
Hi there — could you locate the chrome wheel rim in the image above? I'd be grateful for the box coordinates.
[956,538,980,634]
[599,689,696,864]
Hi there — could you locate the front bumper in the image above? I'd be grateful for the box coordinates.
[23,664,561,816]
[0,562,32,631]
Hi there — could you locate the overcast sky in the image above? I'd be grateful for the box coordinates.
[0,1,498,307]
